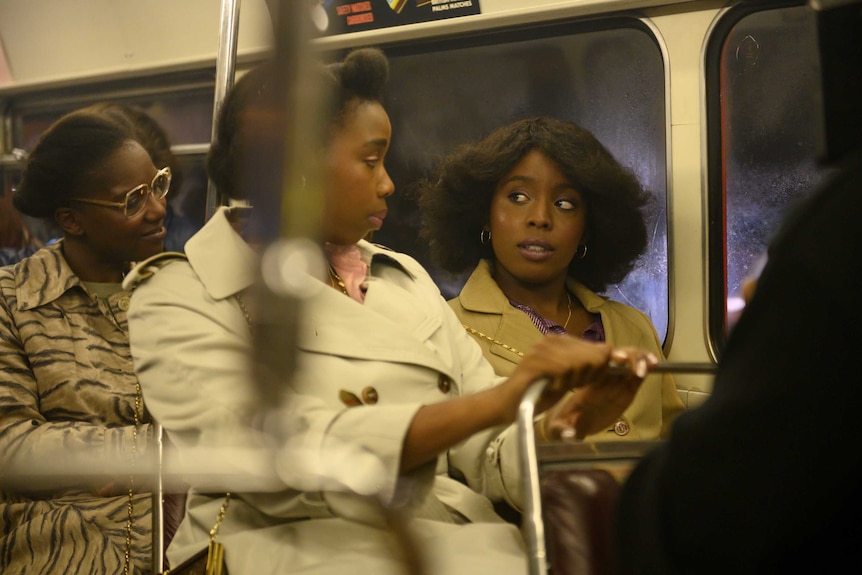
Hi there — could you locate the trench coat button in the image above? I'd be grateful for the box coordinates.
[117,297,131,311]
[613,419,631,436]
[339,390,362,407]
[437,374,452,394]
[361,386,379,404]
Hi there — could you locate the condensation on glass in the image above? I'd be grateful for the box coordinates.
[375,22,670,342]
[717,4,832,336]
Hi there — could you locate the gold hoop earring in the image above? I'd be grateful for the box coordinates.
[480,230,491,245]
[576,244,588,259]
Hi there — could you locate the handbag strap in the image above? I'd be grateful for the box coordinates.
[209,492,232,542]
[200,291,256,545]
[461,324,525,357]
[200,291,255,543]
[157,289,247,574]
[124,380,144,575]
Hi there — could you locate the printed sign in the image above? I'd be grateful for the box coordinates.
[310,0,481,36]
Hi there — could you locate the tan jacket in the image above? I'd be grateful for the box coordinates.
[450,259,685,440]
[0,243,152,574]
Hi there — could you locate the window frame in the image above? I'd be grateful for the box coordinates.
[704,0,820,360]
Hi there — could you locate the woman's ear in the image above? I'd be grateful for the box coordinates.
[55,207,84,237]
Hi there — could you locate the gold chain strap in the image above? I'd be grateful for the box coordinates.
[209,493,232,541]
[166,292,253,574]
[171,292,255,573]
[462,324,525,357]
[462,324,559,443]
[124,380,142,575]
[161,492,232,575]
[160,293,249,575]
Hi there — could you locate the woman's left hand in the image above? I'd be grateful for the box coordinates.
[537,347,657,441]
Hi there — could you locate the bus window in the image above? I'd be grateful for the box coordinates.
[706,1,835,357]
[367,17,670,342]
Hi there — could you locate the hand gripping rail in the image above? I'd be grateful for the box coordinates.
[517,362,716,575]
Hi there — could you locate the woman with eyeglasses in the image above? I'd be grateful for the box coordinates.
[0,106,169,574]
[88,101,201,253]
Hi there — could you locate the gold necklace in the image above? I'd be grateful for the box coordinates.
[563,291,572,331]
[328,265,349,295]
[235,291,253,333]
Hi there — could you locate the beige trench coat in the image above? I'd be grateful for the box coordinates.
[126,208,529,575]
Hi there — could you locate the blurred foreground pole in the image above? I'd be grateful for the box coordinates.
[247,0,326,413]
[243,7,426,574]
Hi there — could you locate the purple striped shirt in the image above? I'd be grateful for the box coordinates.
[509,299,605,342]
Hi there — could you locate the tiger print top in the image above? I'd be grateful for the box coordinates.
[0,243,153,574]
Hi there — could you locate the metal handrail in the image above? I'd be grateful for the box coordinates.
[518,378,550,575]
[151,422,165,574]
[517,362,716,575]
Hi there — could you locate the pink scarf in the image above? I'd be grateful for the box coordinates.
[325,243,368,303]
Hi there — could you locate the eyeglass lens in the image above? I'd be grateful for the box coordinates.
[126,170,171,216]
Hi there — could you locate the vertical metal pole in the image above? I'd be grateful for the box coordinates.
[250,0,326,407]
[519,379,549,575]
[205,0,242,221]
[150,422,165,574]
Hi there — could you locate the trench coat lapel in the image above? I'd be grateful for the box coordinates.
[186,217,456,378]
[185,207,259,300]
[458,259,543,360]
[298,258,454,378]
[457,259,616,359]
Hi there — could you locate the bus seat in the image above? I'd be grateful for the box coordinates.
[540,468,621,575]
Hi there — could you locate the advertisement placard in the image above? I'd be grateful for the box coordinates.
[310,0,481,36]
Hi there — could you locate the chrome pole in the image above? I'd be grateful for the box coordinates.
[519,378,550,575]
[150,422,165,574]
[205,0,242,221]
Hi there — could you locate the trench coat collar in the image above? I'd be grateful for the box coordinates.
[299,242,454,377]
[458,259,612,355]
[183,213,452,376]
[459,259,610,314]
[14,241,83,311]
[184,206,259,301]
[183,209,417,303]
